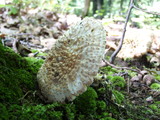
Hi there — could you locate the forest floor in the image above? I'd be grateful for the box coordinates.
[0,8,160,120]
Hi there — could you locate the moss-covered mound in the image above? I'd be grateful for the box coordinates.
[0,43,111,120]
[0,43,43,104]
[0,42,159,120]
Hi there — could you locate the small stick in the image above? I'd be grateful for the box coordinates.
[110,0,134,64]
[133,5,160,16]
[109,0,160,64]
[102,59,141,73]
[18,91,31,101]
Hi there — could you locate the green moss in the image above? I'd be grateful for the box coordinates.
[74,87,98,115]
[100,66,119,75]
[0,43,101,120]
[0,44,98,120]
[7,103,63,120]
[149,104,158,111]
[96,111,116,120]
[64,104,76,120]
[100,117,116,120]
[155,75,160,81]
[112,90,124,104]
[110,76,126,88]
[24,57,44,75]
[148,102,160,117]
[150,83,160,90]
[0,103,9,120]
[97,101,107,111]
[31,49,48,56]
[0,42,159,120]
[0,43,44,104]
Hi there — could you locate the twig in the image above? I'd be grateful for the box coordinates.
[127,77,130,93]
[110,0,134,64]
[109,0,160,64]
[133,5,160,16]
[18,91,32,101]
[102,59,141,73]
[102,58,141,93]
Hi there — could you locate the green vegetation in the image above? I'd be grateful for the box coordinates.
[74,87,98,115]
[0,43,43,104]
[31,49,48,57]
[150,83,160,90]
[0,41,159,119]
[155,75,160,81]
[0,0,160,119]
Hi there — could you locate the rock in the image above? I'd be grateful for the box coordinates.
[131,76,140,82]
[140,70,148,75]
[143,74,155,86]
[146,96,153,102]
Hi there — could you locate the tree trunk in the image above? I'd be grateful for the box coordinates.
[97,0,103,10]
[93,0,104,19]
[107,0,112,17]
[120,0,124,10]
[82,0,91,17]
[92,0,97,14]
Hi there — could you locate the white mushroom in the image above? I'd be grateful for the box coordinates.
[117,29,153,58]
[37,18,106,103]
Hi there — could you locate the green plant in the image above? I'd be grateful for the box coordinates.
[0,103,9,120]
[97,101,107,111]
[112,90,124,104]
[31,49,47,57]
[0,43,43,104]
[0,0,39,15]
[38,0,77,14]
[110,76,126,88]
[7,103,63,120]
[100,66,119,75]
[0,4,18,15]
[0,40,159,120]
[155,75,160,81]
[64,104,76,120]
[98,67,126,108]
[74,87,98,115]
[150,83,160,90]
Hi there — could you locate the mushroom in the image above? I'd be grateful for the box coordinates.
[117,29,153,58]
[37,18,106,103]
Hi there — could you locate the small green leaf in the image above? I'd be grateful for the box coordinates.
[0,4,12,8]
[9,7,18,15]
[150,83,160,90]
[112,90,124,104]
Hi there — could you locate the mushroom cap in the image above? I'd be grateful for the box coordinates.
[37,18,106,103]
[117,29,153,58]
